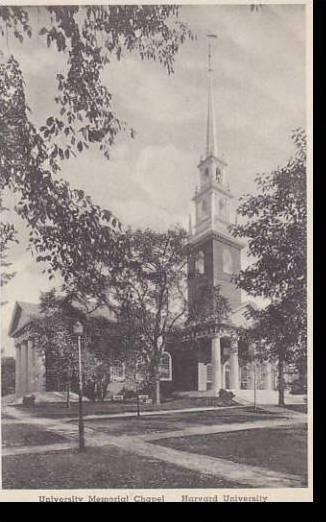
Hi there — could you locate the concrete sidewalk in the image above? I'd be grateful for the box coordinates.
[3,403,248,424]
[2,415,305,488]
[2,441,75,457]
[104,434,304,488]
[2,405,306,488]
[3,401,306,424]
[2,413,305,455]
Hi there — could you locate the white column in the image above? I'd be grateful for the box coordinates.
[23,341,29,393]
[211,337,222,395]
[19,342,26,394]
[197,363,207,391]
[27,339,35,392]
[229,338,240,390]
[15,344,22,396]
[221,363,226,389]
[34,342,46,392]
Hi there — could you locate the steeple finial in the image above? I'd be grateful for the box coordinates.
[206,34,218,159]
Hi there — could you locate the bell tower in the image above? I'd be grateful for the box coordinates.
[188,35,244,311]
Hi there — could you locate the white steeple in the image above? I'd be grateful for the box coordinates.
[188,213,193,237]
[191,34,238,239]
[206,35,218,159]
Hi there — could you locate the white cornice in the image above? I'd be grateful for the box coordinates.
[190,228,245,250]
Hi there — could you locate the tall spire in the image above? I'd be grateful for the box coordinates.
[206,34,218,159]
[188,213,193,236]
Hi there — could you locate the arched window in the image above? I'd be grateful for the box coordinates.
[223,248,233,274]
[204,167,209,178]
[110,361,125,382]
[195,250,205,274]
[159,352,172,381]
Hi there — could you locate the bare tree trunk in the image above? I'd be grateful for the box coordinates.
[278,354,285,406]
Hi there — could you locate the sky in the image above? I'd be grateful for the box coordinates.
[0,3,306,355]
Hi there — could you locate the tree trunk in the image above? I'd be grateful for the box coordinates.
[154,377,161,405]
[278,354,285,406]
[66,382,70,409]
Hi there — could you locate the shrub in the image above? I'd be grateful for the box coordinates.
[218,389,235,401]
[23,395,35,407]
[1,356,15,396]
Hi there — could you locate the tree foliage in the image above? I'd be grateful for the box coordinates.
[0,197,17,303]
[232,128,307,403]
[1,356,15,396]
[0,6,192,295]
[1,6,192,159]
[33,289,115,399]
[187,276,231,329]
[107,227,189,403]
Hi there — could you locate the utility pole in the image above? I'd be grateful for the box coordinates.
[249,343,257,409]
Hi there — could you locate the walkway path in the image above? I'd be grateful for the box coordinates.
[2,403,306,488]
[96,433,304,488]
[3,404,250,423]
[135,416,306,441]
[2,441,75,457]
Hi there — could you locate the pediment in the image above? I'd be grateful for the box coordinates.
[8,301,41,338]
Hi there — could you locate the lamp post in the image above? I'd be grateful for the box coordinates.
[73,321,85,451]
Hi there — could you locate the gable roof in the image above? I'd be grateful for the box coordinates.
[8,301,41,338]
[8,299,117,339]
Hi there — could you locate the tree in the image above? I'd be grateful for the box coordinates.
[1,355,15,396]
[0,197,17,305]
[0,6,192,295]
[34,289,115,402]
[186,277,231,329]
[232,128,306,405]
[34,290,78,397]
[107,227,189,404]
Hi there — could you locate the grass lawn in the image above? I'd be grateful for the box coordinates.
[152,424,308,480]
[2,446,243,489]
[11,396,237,418]
[283,404,307,414]
[2,423,68,448]
[1,413,14,419]
[86,407,282,437]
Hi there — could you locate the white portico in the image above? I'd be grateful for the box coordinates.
[8,301,45,396]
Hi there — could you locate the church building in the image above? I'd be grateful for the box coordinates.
[165,42,277,401]
[8,42,279,403]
